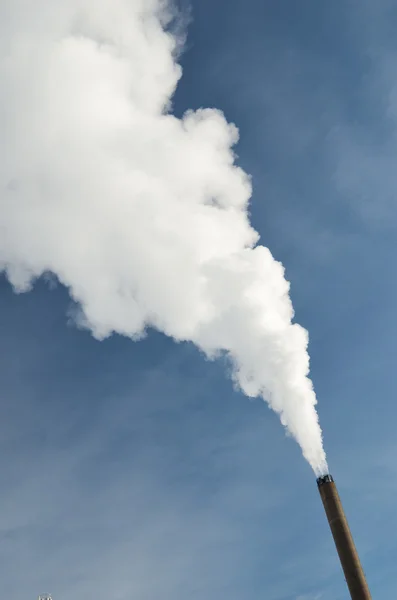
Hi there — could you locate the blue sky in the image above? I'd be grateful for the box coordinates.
[1,0,397,598]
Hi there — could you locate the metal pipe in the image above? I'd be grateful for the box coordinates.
[317,475,371,600]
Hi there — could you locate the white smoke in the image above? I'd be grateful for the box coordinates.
[0,0,328,475]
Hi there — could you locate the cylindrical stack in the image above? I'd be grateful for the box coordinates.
[317,475,371,600]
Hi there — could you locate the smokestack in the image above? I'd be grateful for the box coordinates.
[317,475,371,600]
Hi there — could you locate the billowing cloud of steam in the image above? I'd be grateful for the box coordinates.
[0,0,327,475]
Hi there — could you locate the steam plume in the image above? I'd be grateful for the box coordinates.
[0,0,328,475]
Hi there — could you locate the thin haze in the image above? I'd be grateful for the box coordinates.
[0,0,327,475]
